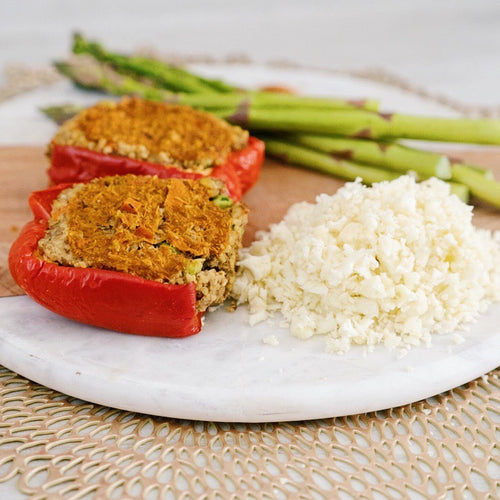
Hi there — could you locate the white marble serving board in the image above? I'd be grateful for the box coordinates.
[1,65,499,422]
[1,296,499,422]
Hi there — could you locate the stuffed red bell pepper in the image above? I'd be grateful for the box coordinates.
[47,97,265,201]
[9,175,248,337]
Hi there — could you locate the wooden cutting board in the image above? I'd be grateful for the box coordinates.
[1,146,500,297]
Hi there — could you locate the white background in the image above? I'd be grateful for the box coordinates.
[2,0,500,106]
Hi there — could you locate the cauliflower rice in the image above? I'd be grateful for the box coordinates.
[232,176,500,353]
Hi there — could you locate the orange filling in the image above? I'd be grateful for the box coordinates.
[49,175,232,282]
[58,97,247,167]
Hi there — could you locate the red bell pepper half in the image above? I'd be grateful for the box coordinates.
[48,137,265,201]
[9,185,202,338]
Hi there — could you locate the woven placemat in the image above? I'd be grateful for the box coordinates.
[1,365,499,499]
[1,62,500,499]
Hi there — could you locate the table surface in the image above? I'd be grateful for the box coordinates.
[1,2,500,498]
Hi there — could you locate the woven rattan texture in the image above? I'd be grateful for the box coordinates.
[1,365,499,499]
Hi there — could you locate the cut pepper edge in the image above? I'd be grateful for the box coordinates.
[47,136,265,202]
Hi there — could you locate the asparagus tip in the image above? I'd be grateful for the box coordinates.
[40,103,84,125]
[72,32,85,53]
[53,60,71,77]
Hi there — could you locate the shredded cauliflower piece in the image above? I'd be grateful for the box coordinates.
[232,176,500,353]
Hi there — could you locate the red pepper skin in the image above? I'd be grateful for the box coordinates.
[48,137,265,201]
[9,186,202,338]
[28,183,73,220]
[225,137,265,194]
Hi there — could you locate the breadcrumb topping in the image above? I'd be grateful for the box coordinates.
[50,97,249,171]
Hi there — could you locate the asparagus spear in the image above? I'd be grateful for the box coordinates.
[180,92,379,112]
[71,34,381,111]
[451,164,500,208]
[450,161,494,179]
[228,108,500,145]
[72,33,229,94]
[263,137,400,185]
[285,133,492,183]
[286,134,451,180]
[55,56,380,112]
[266,138,473,202]
[55,60,172,100]
[447,182,470,203]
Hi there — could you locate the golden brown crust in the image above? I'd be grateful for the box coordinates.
[38,175,248,310]
[50,98,249,171]
[162,179,231,257]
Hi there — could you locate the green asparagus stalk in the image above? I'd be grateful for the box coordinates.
[447,182,470,203]
[55,57,380,113]
[263,137,400,185]
[286,134,451,180]
[451,164,500,208]
[227,108,500,145]
[54,60,171,100]
[266,137,473,202]
[55,60,234,115]
[450,161,494,179]
[72,33,230,94]
[182,92,379,112]
[71,34,381,110]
